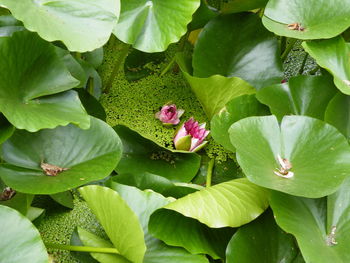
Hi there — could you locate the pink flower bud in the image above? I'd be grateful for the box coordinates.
[174,117,210,152]
[155,104,184,125]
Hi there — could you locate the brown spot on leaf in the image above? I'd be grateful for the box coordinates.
[287,23,305,31]
[41,162,69,177]
[0,187,16,201]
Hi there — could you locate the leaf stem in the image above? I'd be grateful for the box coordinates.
[206,158,215,187]
[298,53,309,75]
[104,42,130,93]
[45,242,120,254]
[281,38,297,62]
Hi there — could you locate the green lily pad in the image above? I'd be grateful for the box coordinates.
[192,13,283,89]
[0,0,120,52]
[0,205,48,263]
[164,178,269,228]
[108,182,209,263]
[230,115,350,198]
[113,0,200,52]
[79,185,146,263]
[0,117,122,194]
[189,0,218,31]
[303,36,350,95]
[226,210,298,263]
[50,191,74,209]
[177,53,255,119]
[149,209,235,259]
[256,75,337,120]
[211,95,269,152]
[270,177,350,263]
[0,30,90,132]
[262,0,350,39]
[114,125,201,182]
[325,93,350,140]
[221,0,268,14]
[0,15,24,37]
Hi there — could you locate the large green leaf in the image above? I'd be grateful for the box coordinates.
[230,115,350,198]
[114,125,200,182]
[221,0,268,14]
[0,117,122,194]
[164,178,269,228]
[226,210,298,263]
[0,30,90,132]
[79,185,146,263]
[192,13,283,89]
[325,93,350,140]
[107,182,209,263]
[113,0,200,52]
[0,15,24,37]
[0,114,14,145]
[303,37,350,95]
[149,209,235,259]
[0,205,48,263]
[270,177,350,263]
[211,94,269,152]
[262,0,350,39]
[256,75,337,120]
[0,0,120,52]
[177,53,255,119]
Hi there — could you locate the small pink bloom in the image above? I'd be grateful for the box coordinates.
[155,104,184,125]
[174,117,210,152]
[281,79,287,83]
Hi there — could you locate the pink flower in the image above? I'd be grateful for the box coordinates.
[174,117,210,152]
[155,104,184,125]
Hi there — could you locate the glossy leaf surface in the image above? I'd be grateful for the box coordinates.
[0,205,48,263]
[0,31,90,131]
[80,185,146,263]
[164,178,269,228]
[0,118,122,194]
[193,13,283,89]
[230,115,350,197]
[0,0,120,52]
[263,0,350,39]
[114,125,200,182]
[114,0,200,52]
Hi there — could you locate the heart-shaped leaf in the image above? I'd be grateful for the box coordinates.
[303,36,350,95]
[0,30,90,132]
[0,117,122,194]
[107,181,210,263]
[114,125,201,182]
[230,115,350,197]
[0,0,120,52]
[226,210,298,263]
[113,0,200,52]
[270,177,350,263]
[221,0,268,14]
[211,95,269,152]
[149,209,235,259]
[325,93,350,140]
[256,75,337,120]
[262,0,350,39]
[0,205,48,262]
[177,53,255,119]
[79,185,146,263]
[192,13,283,89]
[164,178,269,228]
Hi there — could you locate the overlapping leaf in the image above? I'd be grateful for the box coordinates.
[164,178,269,228]
[0,117,122,194]
[303,36,350,95]
[0,30,90,131]
[270,177,350,262]
[192,13,283,89]
[263,0,350,39]
[113,0,200,52]
[221,0,268,14]
[177,53,255,119]
[0,0,120,52]
[0,205,48,263]
[114,125,200,182]
[230,115,350,197]
[256,75,337,120]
